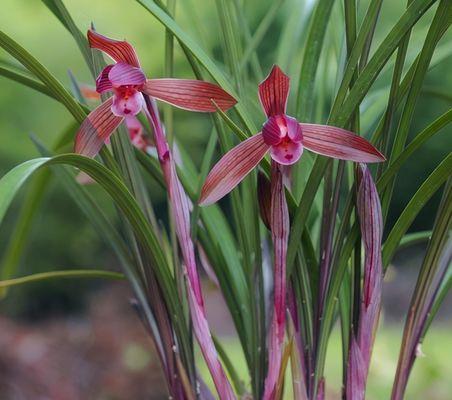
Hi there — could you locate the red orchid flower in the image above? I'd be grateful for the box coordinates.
[75,29,236,157]
[77,84,152,153]
[199,65,385,206]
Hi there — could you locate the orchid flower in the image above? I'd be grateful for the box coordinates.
[199,65,385,400]
[75,29,236,157]
[77,83,153,153]
[199,65,385,206]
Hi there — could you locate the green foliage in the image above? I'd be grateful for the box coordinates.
[0,0,450,398]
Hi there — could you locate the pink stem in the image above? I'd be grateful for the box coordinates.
[263,161,290,400]
[143,95,235,400]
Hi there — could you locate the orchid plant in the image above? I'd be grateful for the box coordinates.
[0,1,450,400]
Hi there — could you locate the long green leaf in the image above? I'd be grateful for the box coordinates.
[0,269,124,288]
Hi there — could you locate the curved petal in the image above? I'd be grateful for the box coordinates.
[301,123,385,163]
[108,62,146,87]
[111,91,144,117]
[262,116,284,145]
[87,29,140,68]
[200,133,269,206]
[286,116,302,142]
[95,65,114,93]
[270,139,303,165]
[142,79,237,112]
[74,97,123,157]
[258,65,290,117]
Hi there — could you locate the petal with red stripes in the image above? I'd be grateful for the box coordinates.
[258,65,290,117]
[95,65,114,93]
[199,133,269,206]
[142,79,236,112]
[108,62,146,87]
[74,97,123,157]
[87,29,140,68]
[301,123,385,163]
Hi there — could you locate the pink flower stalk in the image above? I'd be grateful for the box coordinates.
[263,160,290,400]
[346,164,383,400]
[199,65,385,399]
[143,97,236,400]
[75,29,236,157]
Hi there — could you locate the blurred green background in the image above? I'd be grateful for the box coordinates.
[0,0,451,399]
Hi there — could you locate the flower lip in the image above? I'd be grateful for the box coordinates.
[111,88,144,117]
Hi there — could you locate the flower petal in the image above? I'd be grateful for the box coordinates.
[258,65,290,117]
[262,116,284,145]
[74,97,123,157]
[301,123,385,163]
[108,62,146,87]
[111,90,144,117]
[87,29,140,68]
[270,139,303,165]
[142,79,237,112]
[95,65,114,93]
[199,133,269,206]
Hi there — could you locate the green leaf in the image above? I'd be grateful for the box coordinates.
[0,155,190,353]
[383,154,452,267]
[0,29,86,123]
[333,0,438,127]
[135,0,257,133]
[0,269,124,289]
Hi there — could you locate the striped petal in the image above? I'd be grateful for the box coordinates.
[108,62,146,87]
[142,79,237,112]
[74,97,123,157]
[301,123,385,163]
[87,29,140,68]
[258,65,290,117]
[95,65,114,93]
[199,133,270,206]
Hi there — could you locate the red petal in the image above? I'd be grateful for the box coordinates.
[258,65,290,117]
[95,65,114,93]
[87,29,140,68]
[301,123,385,163]
[142,79,237,112]
[74,97,123,157]
[199,133,269,206]
[108,62,146,87]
